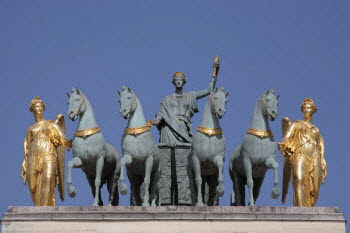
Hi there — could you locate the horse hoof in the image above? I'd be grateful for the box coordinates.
[142,202,150,207]
[119,183,128,195]
[92,202,99,206]
[196,201,205,206]
[68,186,76,198]
[216,184,224,197]
[271,187,280,199]
[249,202,256,206]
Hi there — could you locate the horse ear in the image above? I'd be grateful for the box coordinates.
[226,92,229,97]
[117,90,121,96]
[66,92,70,98]
[76,89,80,95]
[127,87,132,93]
[276,94,280,99]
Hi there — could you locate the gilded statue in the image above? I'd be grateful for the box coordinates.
[278,98,327,207]
[21,97,71,206]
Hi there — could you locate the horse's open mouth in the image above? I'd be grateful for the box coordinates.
[121,112,129,119]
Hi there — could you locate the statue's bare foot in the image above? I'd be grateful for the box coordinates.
[271,187,280,199]
[119,183,128,195]
[151,200,157,206]
[68,185,76,198]
[216,184,224,197]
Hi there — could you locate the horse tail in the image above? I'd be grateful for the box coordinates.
[230,145,242,206]
[229,145,241,172]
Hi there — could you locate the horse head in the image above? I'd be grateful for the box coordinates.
[66,88,86,121]
[210,87,229,119]
[117,86,137,119]
[260,89,279,121]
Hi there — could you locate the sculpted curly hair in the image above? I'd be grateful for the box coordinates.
[29,96,46,112]
[300,98,317,114]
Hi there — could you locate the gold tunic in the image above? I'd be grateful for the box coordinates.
[22,120,66,206]
[279,120,326,207]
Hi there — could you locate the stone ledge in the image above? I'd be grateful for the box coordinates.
[2,206,346,222]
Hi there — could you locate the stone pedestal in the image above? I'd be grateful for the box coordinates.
[1,206,346,233]
[158,146,192,205]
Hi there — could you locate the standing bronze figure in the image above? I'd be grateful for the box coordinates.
[154,57,219,205]
[154,57,219,143]
[21,97,70,206]
[278,98,327,207]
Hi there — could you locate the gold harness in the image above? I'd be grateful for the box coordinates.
[124,121,153,136]
[75,127,101,138]
[197,126,223,136]
[247,128,273,138]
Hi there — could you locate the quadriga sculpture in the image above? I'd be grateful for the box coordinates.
[118,86,161,206]
[66,88,121,206]
[229,90,280,206]
[190,87,228,206]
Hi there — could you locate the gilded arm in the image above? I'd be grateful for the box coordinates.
[21,130,30,184]
[278,122,297,156]
[319,135,327,183]
[52,123,71,149]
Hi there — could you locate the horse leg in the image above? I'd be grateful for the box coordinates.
[86,175,103,206]
[67,157,83,198]
[265,157,280,199]
[192,152,204,206]
[149,163,160,206]
[119,154,132,195]
[92,151,106,206]
[253,175,265,204]
[230,168,240,206]
[107,173,119,206]
[243,155,255,206]
[131,175,143,206]
[142,155,154,206]
[207,175,218,206]
[213,155,224,197]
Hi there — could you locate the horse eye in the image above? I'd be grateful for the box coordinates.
[118,100,121,103]
[214,97,218,99]
[127,97,132,100]
[75,99,80,102]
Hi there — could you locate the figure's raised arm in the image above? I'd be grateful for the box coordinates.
[195,56,220,99]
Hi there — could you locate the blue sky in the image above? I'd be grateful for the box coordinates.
[0,0,349,227]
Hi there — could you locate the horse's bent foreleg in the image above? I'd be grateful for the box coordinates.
[213,155,224,197]
[265,157,280,199]
[67,157,83,198]
[192,152,204,206]
[119,154,132,195]
[243,155,255,206]
[92,151,106,206]
[142,155,154,206]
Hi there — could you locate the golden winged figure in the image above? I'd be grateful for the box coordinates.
[278,98,327,207]
[21,97,71,206]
